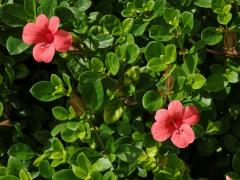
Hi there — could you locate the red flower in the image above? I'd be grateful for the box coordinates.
[151,100,200,148]
[22,14,72,63]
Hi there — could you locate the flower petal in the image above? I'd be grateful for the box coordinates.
[32,43,55,63]
[171,124,195,148]
[155,109,170,123]
[22,23,46,44]
[35,14,49,30]
[168,100,183,118]
[151,122,174,142]
[182,106,200,126]
[54,30,72,52]
[49,16,60,34]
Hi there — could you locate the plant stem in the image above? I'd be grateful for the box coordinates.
[88,116,108,155]
[70,93,108,154]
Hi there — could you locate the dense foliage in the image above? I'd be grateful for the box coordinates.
[1,0,240,179]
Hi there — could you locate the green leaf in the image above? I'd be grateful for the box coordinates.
[52,169,79,180]
[0,4,27,27]
[116,144,142,163]
[122,18,133,33]
[103,171,117,180]
[5,66,15,84]
[188,74,206,90]
[182,53,199,75]
[117,121,132,136]
[79,71,102,84]
[153,0,166,16]
[126,44,140,64]
[206,121,223,135]
[149,25,174,42]
[19,169,31,180]
[0,102,3,116]
[91,58,104,72]
[61,127,79,142]
[212,0,225,9]
[39,160,55,179]
[91,157,112,172]
[181,11,194,32]
[54,7,75,26]
[24,0,36,18]
[6,37,30,55]
[97,34,114,49]
[142,90,163,111]
[8,143,35,161]
[51,74,62,87]
[147,58,167,72]
[145,41,165,61]
[72,153,91,179]
[217,13,232,25]
[105,52,120,76]
[104,101,123,124]
[51,123,66,137]
[80,79,104,110]
[131,19,149,36]
[30,81,64,102]
[201,27,223,45]
[7,157,24,176]
[206,74,228,92]
[52,106,69,121]
[161,44,177,64]
[39,0,58,17]
[0,176,19,180]
[101,15,121,33]
[15,64,30,79]
[194,0,212,8]
[224,134,240,153]
[75,0,92,11]
[233,151,240,173]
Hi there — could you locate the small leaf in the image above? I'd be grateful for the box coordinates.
[91,157,112,172]
[201,27,223,45]
[39,0,58,17]
[0,4,27,27]
[6,37,30,55]
[30,81,64,102]
[72,153,91,179]
[145,41,165,61]
[126,44,140,64]
[39,160,55,179]
[52,106,69,121]
[147,58,167,72]
[188,74,206,90]
[153,0,166,16]
[104,101,123,124]
[52,169,79,180]
[149,25,174,42]
[105,52,120,76]
[24,0,36,18]
[206,74,228,92]
[75,0,92,11]
[80,79,104,110]
[8,143,35,161]
[116,144,142,163]
[142,90,163,111]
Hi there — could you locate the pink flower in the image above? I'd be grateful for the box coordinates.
[151,100,200,148]
[225,175,232,180]
[22,14,72,63]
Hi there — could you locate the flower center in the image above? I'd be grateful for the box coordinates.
[171,117,182,130]
[45,33,54,43]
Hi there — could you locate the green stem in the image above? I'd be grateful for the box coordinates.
[88,116,108,155]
